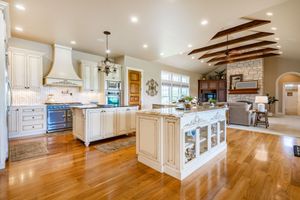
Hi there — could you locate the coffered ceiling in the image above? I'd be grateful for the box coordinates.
[7,0,297,73]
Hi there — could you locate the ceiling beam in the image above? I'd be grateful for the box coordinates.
[188,32,274,55]
[211,19,271,39]
[207,47,278,63]
[214,53,280,66]
[199,41,277,59]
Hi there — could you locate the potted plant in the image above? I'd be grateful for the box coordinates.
[208,98,217,107]
[266,94,278,116]
[178,96,196,110]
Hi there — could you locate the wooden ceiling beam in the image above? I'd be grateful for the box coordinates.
[211,19,271,39]
[188,32,274,55]
[214,53,280,66]
[199,41,277,59]
[207,47,278,63]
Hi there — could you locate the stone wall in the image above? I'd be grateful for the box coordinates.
[227,59,264,103]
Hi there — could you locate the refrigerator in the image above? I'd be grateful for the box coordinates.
[0,1,9,170]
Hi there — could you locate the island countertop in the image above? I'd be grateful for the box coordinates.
[70,104,138,109]
[137,106,227,118]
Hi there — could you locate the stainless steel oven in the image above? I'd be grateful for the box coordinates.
[105,90,121,106]
[105,80,121,90]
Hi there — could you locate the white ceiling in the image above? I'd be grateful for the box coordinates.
[7,0,296,74]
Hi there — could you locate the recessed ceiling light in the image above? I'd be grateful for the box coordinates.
[188,44,193,48]
[275,37,280,41]
[130,16,139,23]
[266,12,273,16]
[277,45,281,48]
[143,44,148,49]
[70,41,76,45]
[191,56,195,59]
[15,26,23,32]
[200,60,204,63]
[208,63,212,66]
[279,51,283,54]
[271,27,277,31]
[15,4,26,11]
[106,49,111,54]
[160,52,165,56]
[201,19,208,26]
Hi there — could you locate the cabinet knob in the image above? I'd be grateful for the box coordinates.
[32,109,35,112]
[32,116,34,119]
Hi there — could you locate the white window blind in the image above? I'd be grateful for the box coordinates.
[161,71,190,104]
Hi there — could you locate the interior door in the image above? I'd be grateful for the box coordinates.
[128,70,141,108]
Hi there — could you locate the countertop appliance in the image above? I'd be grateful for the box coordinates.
[46,103,82,133]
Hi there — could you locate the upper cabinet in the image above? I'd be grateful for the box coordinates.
[80,60,99,92]
[104,64,122,81]
[8,47,43,90]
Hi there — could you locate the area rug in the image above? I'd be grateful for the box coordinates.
[95,136,136,153]
[10,142,48,162]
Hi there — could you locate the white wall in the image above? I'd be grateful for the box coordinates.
[121,56,201,109]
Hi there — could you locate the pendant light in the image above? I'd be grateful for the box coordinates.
[98,31,117,76]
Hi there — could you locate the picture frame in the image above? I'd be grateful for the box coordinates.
[235,80,258,89]
[230,74,243,90]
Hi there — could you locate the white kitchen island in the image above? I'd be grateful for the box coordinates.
[136,106,227,180]
[72,106,138,146]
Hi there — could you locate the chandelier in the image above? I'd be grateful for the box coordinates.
[98,31,117,76]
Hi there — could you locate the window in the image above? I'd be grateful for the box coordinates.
[161,71,190,104]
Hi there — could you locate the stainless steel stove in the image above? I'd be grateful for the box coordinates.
[46,103,82,133]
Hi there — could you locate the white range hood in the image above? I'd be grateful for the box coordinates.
[44,44,82,87]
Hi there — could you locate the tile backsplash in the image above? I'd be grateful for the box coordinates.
[12,87,104,105]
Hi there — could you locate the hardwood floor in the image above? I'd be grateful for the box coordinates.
[1,129,300,200]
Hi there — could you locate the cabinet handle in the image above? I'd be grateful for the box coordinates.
[32,109,35,112]
[32,116,34,119]
[32,126,35,128]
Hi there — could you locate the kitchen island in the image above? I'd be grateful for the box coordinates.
[71,105,138,146]
[136,106,227,180]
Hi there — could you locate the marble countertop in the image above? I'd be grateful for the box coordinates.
[137,106,227,118]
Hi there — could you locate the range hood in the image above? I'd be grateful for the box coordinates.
[44,44,82,87]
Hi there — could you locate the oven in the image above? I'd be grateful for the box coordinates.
[105,90,121,106]
[105,80,121,90]
[46,103,81,133]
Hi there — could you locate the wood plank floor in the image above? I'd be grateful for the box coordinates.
[1,129,300,200]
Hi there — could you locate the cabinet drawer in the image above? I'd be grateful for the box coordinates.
[22,124,44,131]
[22,107,44,114]
[22,115,44,122]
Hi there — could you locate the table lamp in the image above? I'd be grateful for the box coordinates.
[255,96,268,112]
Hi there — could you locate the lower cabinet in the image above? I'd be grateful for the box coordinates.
[73,106,138,146]
[8,105,47,138]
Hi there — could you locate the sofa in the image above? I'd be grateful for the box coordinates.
[228,102,253,126]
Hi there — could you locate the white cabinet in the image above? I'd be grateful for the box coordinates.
[8,48,43,90]
[116,106,138,134]
[73,106,138,146]
[105,64,121,81]
[8,105,47,138]
[80,60,99,92]
[8,107,19,134]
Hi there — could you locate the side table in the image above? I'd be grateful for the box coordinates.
[254,111,269,128]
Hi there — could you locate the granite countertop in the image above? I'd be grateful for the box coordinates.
[70,104,138,109]
[137,106,227,118]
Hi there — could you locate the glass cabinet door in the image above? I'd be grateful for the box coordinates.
[220,121,226,143]
[184,129,196,164]
[211,123,218,148]
[199,126,208,155]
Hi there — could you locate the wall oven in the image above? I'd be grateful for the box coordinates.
[105,80,121,90]
[105,90,121,106]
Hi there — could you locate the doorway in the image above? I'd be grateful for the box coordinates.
[127,69,142,108]
[283,83,300,115]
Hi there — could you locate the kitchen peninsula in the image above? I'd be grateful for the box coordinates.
[72,105,138,146]
[136,106,227,180]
